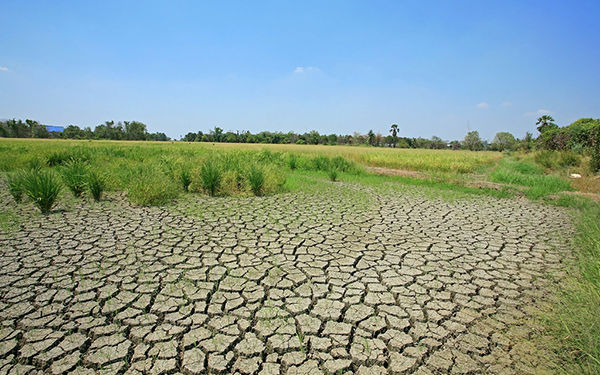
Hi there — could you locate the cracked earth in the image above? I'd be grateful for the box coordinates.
[0,182,571,374]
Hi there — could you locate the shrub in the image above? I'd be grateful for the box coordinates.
[247,165,265,196]
[331,156,352,172]
[311,156,330,171]
[179,166,192,192]
[287,154,298,170]
[86,171,106,201]
[591,125,600,173]
[199,160,221,196]
[535,150,558,169]
[7,172,24,203]
[61,160,88,197]
[22,169,62,214]
[328,168,338,182]
[558,151,580,168]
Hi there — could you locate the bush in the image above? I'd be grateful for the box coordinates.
[61,160,88,197]
[535,150,558,169]
[328,168,338,182]
[22,169,62,214]
[179,166,192,192]
[199,160,221,196]
[247,165,265,196]
[311,156,330,171]
[558,151,580,168]
[7,172,24,203]
[86,171,106,201]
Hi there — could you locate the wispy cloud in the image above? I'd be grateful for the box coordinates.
[524,109,552,116]
[476,102,489,109]
[0,66,8,72]
[293,66,319,74]
[501,101,512,107]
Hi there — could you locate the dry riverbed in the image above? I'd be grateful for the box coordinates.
[0,182,572,374]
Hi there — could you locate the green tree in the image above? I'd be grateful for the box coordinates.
[462,131,484,151]
[536,115,558,134]
[389,124,399,148]
[367,130,375,146]
[124,121,148,140]
[490,132,516,151]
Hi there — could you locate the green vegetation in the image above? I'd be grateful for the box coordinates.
[86,171,106,201]
[21,169,62,214]
[199,160,222,197]
[541,205,600,373]
[178,166,193,192]
[490,157,573,199]
[328,168,338,182]
[247,165,265,196]
[7,172,24,203]
[61,159,88,197]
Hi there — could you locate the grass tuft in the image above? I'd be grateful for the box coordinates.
[61,160,88,197]
[199,160,221,196]
[328,168,338,182]
[247,164,265,196]
[21,169,62,214]
[86,170,106,201]
[7,172,24,203]
[179,166,193,192]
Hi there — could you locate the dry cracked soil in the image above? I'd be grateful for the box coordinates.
[0,181,572,374]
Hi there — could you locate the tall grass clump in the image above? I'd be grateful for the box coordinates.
[541,204,600,373]
[86,171,106,201]
[127,167,179,206]
[199,160,221,196]
[328,168,338,182]
[287,154,298,170]
[22,169,62,214]
[247,165,265,196]
[61,160,88,197]
[7,172,24,203]
[179,166,192,192]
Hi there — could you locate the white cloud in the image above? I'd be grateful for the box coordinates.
[0,66,8,72]
[476,102,489,109]
[293,66,319,74]
[524,109,553,117]
[501,101,512,107]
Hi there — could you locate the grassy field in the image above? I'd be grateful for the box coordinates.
[1,138,599,373]
[199,142,503,173]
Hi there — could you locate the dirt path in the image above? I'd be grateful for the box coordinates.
[0,183,572,374]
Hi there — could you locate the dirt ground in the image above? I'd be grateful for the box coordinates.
[0,182,572,374]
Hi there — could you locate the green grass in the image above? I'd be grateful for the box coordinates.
[490,157,573,199]
[61,159,88,197]
[21,168,62,214]
[86,170,106,201]
[540,204,600,373]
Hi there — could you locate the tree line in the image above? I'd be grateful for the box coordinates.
[1,117,598,160]
[0,119,169,141]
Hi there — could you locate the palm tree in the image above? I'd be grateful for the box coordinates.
[536,115,556,133]
[367,130,375,146]
[389,124,399,148]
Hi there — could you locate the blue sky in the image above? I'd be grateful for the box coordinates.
[1,1,598,140]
